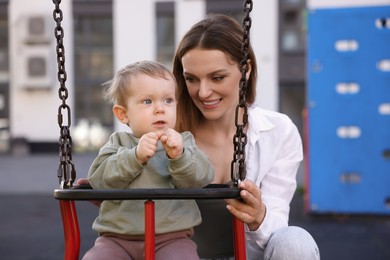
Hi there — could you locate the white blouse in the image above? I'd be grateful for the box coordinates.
[244,106,303,249]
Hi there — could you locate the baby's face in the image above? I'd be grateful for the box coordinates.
[124,73,177,137]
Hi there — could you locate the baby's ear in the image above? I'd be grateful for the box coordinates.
[113,105,129,124]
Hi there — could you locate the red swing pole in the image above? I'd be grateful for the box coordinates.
[59,200,80,260]
[233,216,246,260]
[145,200,155,260]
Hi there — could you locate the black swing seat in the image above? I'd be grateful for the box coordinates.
[54,183,241,200]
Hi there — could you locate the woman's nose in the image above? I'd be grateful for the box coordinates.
[198,81,211,99]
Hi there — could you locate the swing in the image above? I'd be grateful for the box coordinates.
[52,1,253,259]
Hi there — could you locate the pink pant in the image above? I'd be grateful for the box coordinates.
[82,229,199,260]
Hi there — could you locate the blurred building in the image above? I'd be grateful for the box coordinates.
[0,0,307,154]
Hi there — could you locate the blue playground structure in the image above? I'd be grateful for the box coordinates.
[306,5,390,214]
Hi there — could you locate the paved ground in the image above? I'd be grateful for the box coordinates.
[0,153,390,260]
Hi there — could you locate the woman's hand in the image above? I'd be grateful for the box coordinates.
[225,179,266,231]
[75,177,90,187]
[75,178,102,207]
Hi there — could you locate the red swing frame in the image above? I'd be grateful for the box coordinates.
[55,188,247,260]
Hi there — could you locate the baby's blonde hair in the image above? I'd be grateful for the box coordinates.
[104,60,176,107]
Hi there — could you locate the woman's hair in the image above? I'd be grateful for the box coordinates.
[104,60,176,107]
[173,14,257,132]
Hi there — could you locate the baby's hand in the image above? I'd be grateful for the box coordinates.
[136,132,162,164]
[160,128,183,159]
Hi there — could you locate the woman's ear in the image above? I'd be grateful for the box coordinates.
[245,59,252,80]
[113,105,129,125]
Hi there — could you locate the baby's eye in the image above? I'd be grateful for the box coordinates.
[142,99,152,104]
[164,98,174,104]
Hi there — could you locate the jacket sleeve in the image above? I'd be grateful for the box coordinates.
[168,131,215,188]
[88,132,144,189]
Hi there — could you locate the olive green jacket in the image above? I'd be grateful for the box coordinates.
[88,131,214,235]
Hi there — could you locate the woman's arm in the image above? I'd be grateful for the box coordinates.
[226,114,303,248]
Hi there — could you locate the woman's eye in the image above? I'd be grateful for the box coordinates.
[213,76,225,81]
[184,76,195,83]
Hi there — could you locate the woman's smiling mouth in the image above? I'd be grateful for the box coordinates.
[202,99,221,109]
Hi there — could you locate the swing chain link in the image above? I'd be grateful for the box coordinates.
[53,0,76,188]
[231,0,253,186]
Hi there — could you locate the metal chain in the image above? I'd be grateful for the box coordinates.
[231,0,253,186]
[53,0,76,188]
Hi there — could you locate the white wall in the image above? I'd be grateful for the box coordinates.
[251,0,278,111]
[113,0,156,68]
[175,0,205,44]
[113,0,156,132]
[9,0,74,142]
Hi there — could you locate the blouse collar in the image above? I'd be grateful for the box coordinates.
[247,105,275,145]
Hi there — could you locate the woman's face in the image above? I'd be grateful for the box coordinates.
[181,48,241,122]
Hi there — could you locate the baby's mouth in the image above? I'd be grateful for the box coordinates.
[153,120,166,126]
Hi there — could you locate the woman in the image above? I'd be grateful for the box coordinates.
[172,14,319,260]
[78,13,320,260]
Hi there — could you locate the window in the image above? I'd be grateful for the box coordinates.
[206,0,244,22]
[0,4,9,82]
[73,0,113,129]
[0,1,9,153]
[156,2,175,69]
[278,0,307,136]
